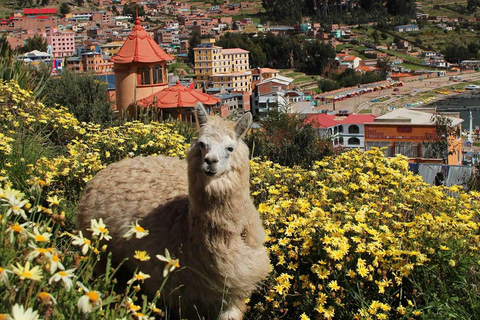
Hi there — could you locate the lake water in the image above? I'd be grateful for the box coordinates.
[429,92,480,130]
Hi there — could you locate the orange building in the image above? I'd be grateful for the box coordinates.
[364,109,463,165]
[111,17,174,113]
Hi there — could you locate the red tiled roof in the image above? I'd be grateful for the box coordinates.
[23,8,56,15]
[305,114,376,128]
[344,55,358,61]
[337,114,376,124]
[304,114,338,128]
[111,17,173,64]
[137,81,220,108]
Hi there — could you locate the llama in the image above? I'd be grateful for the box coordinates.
[76,103,270,320]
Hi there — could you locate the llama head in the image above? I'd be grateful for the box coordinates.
[190,102,252,180]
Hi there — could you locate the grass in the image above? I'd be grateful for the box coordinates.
[292,75,316,84]
[358,109,373,114]
[399,62,438,71]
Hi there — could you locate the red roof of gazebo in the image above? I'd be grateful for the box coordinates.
[137,82,221,108]
[111,17,173,64]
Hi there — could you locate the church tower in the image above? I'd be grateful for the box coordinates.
[112,17,173,113]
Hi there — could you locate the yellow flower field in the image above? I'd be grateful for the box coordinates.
[0,80,480,319]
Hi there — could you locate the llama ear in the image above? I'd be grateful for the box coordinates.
[234,112,253,140]
[194,102,209,127]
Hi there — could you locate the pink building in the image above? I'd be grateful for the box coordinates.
[48,28,75,58]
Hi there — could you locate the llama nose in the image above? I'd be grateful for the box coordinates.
[204,155,219,165]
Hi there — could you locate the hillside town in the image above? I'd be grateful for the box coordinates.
[3,0,480,181]
[3,1,480,319]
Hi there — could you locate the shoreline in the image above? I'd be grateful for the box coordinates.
[313,71,480,115]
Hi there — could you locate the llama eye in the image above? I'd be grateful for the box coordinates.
[226,147,234,152]
[198,141,206,149]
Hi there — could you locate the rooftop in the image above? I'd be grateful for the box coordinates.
[372,108,463,126]
[111,17,173,64]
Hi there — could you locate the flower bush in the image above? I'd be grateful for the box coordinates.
[0,79,480,319]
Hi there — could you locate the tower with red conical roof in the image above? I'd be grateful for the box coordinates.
[112,16,174,113]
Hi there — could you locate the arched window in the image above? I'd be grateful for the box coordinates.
[338,125,344,133]
[348,124,360,134]
[137,66,151,85]
[339,137,344,145]
[152,65,164,84]
[348,137,360,145]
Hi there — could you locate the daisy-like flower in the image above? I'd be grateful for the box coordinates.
[122,220,149,240]
[48,254,65,273]
[10,304,40,320]
[2,193,28,220]
[46,195,61,207]
[28,227,52,243]
[148,303,163,316]
[127,271,151,284]
[37,291,57,306]
[133,250,151,261]
[49,269,76,291]
[156,248,180,277]
[125,298,141,313]
[5,222,30,243]
[11,261,43,281]
[71,231,91,255]
[27,243,52,261]
[0,266,12,288]
[88,218,112,241]
[132,312,149,320]
[76,281,102,314]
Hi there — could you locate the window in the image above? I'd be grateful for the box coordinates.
[152,65,164,84]
[348,137,360,145]
[348,125,360,134]
[338,125,344,133]
[137,66,151,85]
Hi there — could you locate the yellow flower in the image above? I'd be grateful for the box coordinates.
[46,195,61,207]
[134,250,151,261]
[323,306,335,319]
[328,280,340,291]
[76,282,102,314]
[12,261,42,281]
[29,227,52,243]
[0,266,11,287]
[88,218,112,241]
[49,269,76,291]
[71,231,91,255]
[127,271,151,284]
[122,220,149,240]
[5,222,30,243]
[10,304,40,320]
[37,292,57,305]
[300,313,310,320]
[156,248,179,277]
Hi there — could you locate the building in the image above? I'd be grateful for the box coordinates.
[193,42,252,93]
[460,60,480,69]
[252,76,294,117]
[81,52,113,73]
[364,108,463,165]
[47,28,75,58]
[305,112,376,150]
[213,92,251,117]
[111,17,173,113]
[393,24,420,32]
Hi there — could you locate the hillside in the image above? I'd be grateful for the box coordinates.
[1,77,480,318]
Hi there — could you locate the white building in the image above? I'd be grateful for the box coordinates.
[305,112,377,150]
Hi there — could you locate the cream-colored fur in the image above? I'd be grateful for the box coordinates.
[76,103,270,320]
